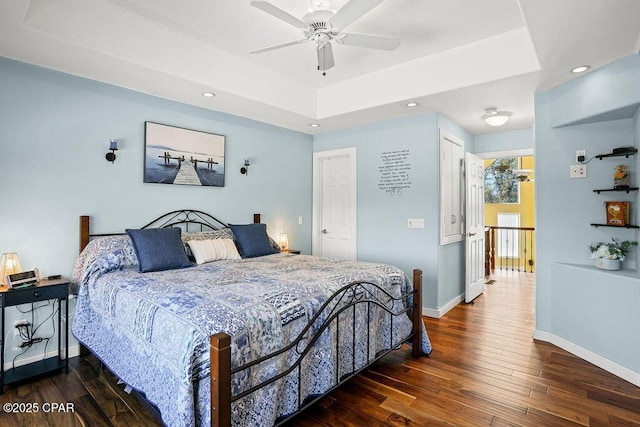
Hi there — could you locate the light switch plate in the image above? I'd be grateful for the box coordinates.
[408,218,425,229]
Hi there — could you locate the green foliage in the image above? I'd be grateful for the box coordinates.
[589,238,638,261]
[484,158,519,204]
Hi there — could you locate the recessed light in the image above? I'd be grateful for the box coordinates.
[310,123,320,127]
[407,102,418,107]
[571,65,591,74]
[202,92,216,98]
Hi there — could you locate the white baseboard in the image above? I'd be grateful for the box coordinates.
[533,329,640,387]
[3,344,80,372]
[423,293,464,318]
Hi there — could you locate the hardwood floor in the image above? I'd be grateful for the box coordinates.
[1,271,639,426]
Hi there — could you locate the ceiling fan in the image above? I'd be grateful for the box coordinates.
[249,0,401,75]
[491,160,534,182]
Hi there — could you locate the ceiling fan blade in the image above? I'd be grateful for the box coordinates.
[317,42,335,71]
[250,1,310,30]
[250,39,309,54]
[339,32,400,50]
[328,0,383,31]
[512,169,534,175]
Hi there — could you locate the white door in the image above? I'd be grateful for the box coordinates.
[312,148,357,259]
[465,152,485,303]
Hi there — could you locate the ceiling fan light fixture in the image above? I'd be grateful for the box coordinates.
[482,107,511,127]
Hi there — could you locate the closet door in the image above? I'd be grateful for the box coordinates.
[440,130,464,244]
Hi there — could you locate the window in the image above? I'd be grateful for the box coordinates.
[485,157,519,204]
[497,213,520,258]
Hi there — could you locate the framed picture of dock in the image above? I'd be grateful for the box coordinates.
[144,122,225,187]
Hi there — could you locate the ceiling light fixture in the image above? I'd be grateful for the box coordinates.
[482,107,512,127]
[407,102,418,107]
[202,92,216,98]
[310,123,320,127]
[571,65,591,74]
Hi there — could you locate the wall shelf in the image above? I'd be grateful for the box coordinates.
[593,187,639,194]
[590,223,639,229]
[595,148,637,160]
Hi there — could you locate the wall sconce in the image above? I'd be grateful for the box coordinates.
[105,139,118,163]
[279,233,289,252]
[240,158,250,175]
[0,252,22,285]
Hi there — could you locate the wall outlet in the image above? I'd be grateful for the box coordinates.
[14,320,29,336]
[298,216,303,225]
[570,164,587,178]
[576,149,586,163]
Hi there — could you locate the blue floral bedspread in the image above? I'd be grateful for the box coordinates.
[71,236,432,427]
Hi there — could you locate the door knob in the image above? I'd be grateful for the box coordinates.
[321,229,328,234]
[467,232,476,237]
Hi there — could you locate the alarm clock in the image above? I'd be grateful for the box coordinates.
[6,269,39,289]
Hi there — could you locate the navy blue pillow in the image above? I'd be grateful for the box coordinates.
[229,223,278,258]
[126,227,192,273]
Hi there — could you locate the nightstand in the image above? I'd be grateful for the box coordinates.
[282,249,301,254]
[0,279,69,392]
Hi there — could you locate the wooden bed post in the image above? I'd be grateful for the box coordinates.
[80,215,90,253]
[210,333,231,427]
[412,269,423,358]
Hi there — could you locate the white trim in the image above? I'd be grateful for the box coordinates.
[312,147,357,259]
[475,148,534,159]
[3,344,80,371]
[533,329,640,387]
[423,293,464,318]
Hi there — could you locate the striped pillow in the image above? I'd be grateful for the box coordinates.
[186,239,241,264]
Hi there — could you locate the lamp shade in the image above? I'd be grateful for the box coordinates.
[0,252,22,284]
[279,233,289,251]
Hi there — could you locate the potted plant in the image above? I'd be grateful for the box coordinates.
[589,238,638,270]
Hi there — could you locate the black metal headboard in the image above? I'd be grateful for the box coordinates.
[79,209,231,252]
[139,209,228,231]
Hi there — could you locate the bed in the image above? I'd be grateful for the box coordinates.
[72,210,431,426]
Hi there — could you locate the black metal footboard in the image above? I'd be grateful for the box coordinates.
[210,270,424,426]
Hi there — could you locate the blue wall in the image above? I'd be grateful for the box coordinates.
[475,128,534,154]
[314,114,474,312]
[535,54,640,380]
[0,57,313,273]
[0,57,313,365]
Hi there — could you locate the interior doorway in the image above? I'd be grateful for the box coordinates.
[476,149,536,276]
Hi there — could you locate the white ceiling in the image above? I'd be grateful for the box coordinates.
[1,0,639,135]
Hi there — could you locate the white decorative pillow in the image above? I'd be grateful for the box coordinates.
[186,239,241,264]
